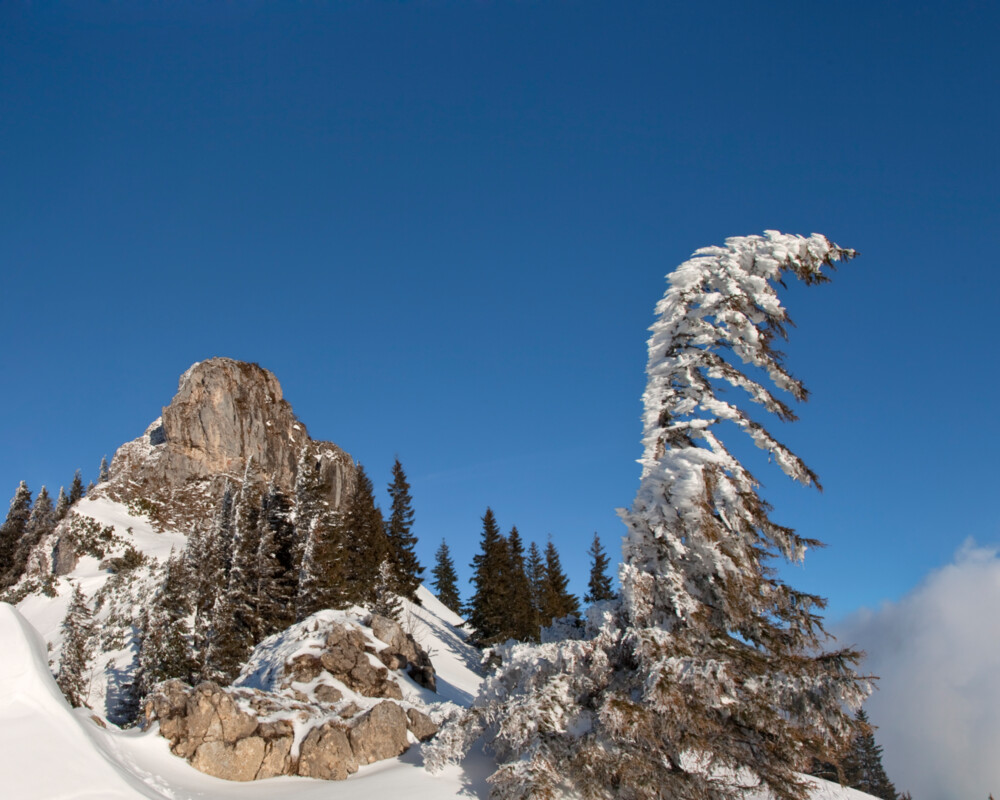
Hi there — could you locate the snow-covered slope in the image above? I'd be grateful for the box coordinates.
[0,498,879,800]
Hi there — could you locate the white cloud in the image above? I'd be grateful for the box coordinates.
[835,539,1000,800]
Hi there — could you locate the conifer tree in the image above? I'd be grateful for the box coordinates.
[342,463,388,607]
[57,583,96,707]
[260,481,297,633]
[841,709,899,800]
[10,485,56,583]
[55,486,70,521]
[427,232,869,800]
[505,526,539,641]
[525,540,546,633]
[206,475,261,682]
[466,508,511,646]
[191,484,234,676]
[140,551,195,692]
[386,458,422,601]
[68,470,85,505]
[99,455,110,483]
[431,539,462,615]
[539,539,580,625]
[372,559,403,621]
[0,481,32,589]
[297,510,350,619]
[584,532,615,604]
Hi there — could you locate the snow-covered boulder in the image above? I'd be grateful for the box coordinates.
[144,609,444,781]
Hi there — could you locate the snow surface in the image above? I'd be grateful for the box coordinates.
[0,497,877,800]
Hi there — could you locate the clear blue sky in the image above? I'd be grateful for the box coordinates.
[2,1,997,622]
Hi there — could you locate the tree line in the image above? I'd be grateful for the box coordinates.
[430,507,616,646]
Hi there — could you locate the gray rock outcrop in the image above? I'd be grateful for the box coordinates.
[146,681,437,783]
[101,358,355,529]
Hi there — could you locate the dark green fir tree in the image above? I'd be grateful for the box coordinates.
[584,532,615,604]
[386,458,422,601]
[539,539,580,626]
[342,463,389,607]
[68,470,85,505]
[842,709,899,800]
[431,539,462,615]
[466,508,511,646]
[505,526,539,641]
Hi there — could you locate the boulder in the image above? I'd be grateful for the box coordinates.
[191,737,266,782]
[406,708,439,742]
[348,701,411,765]
[298,722,358,780]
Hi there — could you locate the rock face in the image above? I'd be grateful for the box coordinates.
[103,358,354,529]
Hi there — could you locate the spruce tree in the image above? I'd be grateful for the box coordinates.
[0,481,32,588]
[386,458,422,601]
[525,540,546,633]
[372,559,403,621]
[207,476,261,682]
[140,551,195,692]
[505,526,539,641]
[297,510,350,619]
[10,485,56,583]
[57,583,96,707]
[427,232,869,800]
[99,455,110,483]
[260,481,297,633]
[342,463,388,607]
[466,508,511,646]
[55,486,70,521]
[431,539,462,614]
[584,532,615,604]
[68,470,85,505]
[842,709,899,800]
[191,484,234,676]
[539,539,580,625]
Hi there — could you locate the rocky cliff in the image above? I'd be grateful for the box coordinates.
[102,357,355,531]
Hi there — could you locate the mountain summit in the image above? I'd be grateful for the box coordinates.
[102,357,355,531]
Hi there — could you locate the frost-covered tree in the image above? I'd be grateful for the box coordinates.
[206,473,262,682]
[431,539,462,614]
[386,458,422,601]
[54,486,70,521]
[584,532,615,604]
[57,583,96,707]
[9,485,56,583]
[427,232,870,800]
[372,559,403,621]
[98,455,110,483]
[0,481,32,589]
[191,484,234,675]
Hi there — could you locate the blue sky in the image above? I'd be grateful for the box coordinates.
[2,1,998,622]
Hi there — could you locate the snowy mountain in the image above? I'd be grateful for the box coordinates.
[0,355,883,799]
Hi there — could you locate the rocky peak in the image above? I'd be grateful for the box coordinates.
[104,358,354,529]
